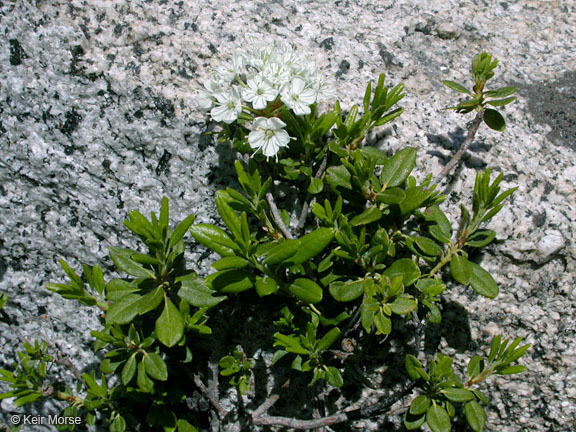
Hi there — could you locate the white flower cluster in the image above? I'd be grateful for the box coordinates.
[196,44,334,159]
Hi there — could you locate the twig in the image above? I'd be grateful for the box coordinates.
[434,108,485,184]
[251,379,417,429]
[295,154,330,234]
[193,373,229,418]
[266,192,294,239]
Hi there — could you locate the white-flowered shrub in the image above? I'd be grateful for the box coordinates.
[196,43,334,159]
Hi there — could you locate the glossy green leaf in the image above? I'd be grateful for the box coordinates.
[169,213,196,249]
[177,419,198,432]
[137,287,164,315]
[350,207,383,226]
[326,165,352,190]
[375,187,405,204]
[143,352,168,381]
[468,356,483,378]
[137,360,154,393]
[373,311,391,335]
[106,295,142,325]
[288,228,334,264]
[254,276,278,297]
[262,239,301,265]
[121,354,137,385]
[383,258,420,286]
[289,278,323,304]
[317,327,341,352]
[442,80,471,94]
[156,298,184,347]
[105,279,139,301]
[450,255,471,285]
[329,280,364,302]
[380,147,417,188]
[325,366,343,387]
[441,387,475,402]
[399,186,432,215]
[404,411,426,430]
[483,108,506,132]
[177,274,226,307]
[498,365,526,375]
[426,206,453,243]
[427,404,451,432]
[189,224,237,257]
[215,191,242,240]
[389,295,418,315]
[487,96,516,107]
[110,415,126,432]
[414,236,443,256]
[468,262,499,298]
[211,256,250,271]
[466,229,496,248]
[405,354,426,381]
[109,247,156,278]
[206,269,254,293]
[410,395,431,415]
[484,86,516,98]
[308,178,324,194]
[464,400,486,432]
[274,333,309,355]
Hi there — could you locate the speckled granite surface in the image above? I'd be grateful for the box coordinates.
[1,1,575,431]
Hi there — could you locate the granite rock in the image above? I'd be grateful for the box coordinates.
[1,1,575,431]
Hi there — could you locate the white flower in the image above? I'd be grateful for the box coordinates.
[262,61,291,87]
[195,79,224,111]
[210,87,243,124]
[242,75,278,110]
[280,77,317,115]
[248,117,291,159]
[215,53,245,83]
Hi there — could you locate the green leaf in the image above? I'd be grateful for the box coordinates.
[177,274,226,307]
[399,186,432,215]
[121,354,137,385]
[156,297,184,347]
[255,276,278,297]
[110,415,126,432]
[350,207,383,226]
[442,80,471,95]
[483,108,506,132]
[137,360,154,393]
[466,229,496,248]
[317,327,341,351]
[441,387,475,402]
[498,365,526,375]
[389,295,418,315]
[307,178,324,194]
[326,165,352,190]
[211,256,250,271]
[405,354,425,381]
[410,395,431,415]
[215,191,242,241]
[373,311,391,335]
[383,258,420,286]
[262,239,301,265]
[288,228,334,264]
[169,213,196,249]
[426,404,451,432]
[468,262,499,298]
[177,419,198,432]
[484,86,516,98]
[464,400,486,432]
[109,247,156,278]
[325,366,343,387]
[274,333,309,355]
[380,147,417,188]
[207,269,254,293]
[467,356,483,378]
[288,278,323,304]
[414,236,443,257]
[106,295,142,325]
[404,411,426,430]
[487,96,516,107]
[137,286,164,315]
[329,279,364,302]
[106,279,139,301]
[189,224,237,257]
[143,352,168,381]
[426,206,453,243]
[450,255,471,285]
[375,187,405,204]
